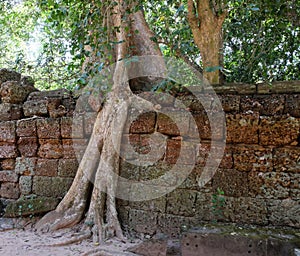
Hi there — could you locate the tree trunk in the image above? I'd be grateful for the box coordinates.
[35,1,162,243]
[187,0,227,85]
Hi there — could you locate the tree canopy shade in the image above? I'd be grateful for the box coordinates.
[0,0,299,88]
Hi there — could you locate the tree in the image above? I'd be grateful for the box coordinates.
[35,0,164,243]
[187,0,227,85]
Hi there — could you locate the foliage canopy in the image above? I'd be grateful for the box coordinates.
[0,0,299,89]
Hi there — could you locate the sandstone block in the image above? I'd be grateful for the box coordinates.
[165,139,197,165]
[16,118,36,137]
[0,103,22,121]
[224,197,268,225]
[259,116,300,146]
[285,94,300,117]
[241,95,285,115]
[166,189,197,217]
[226,112,259,144]
[0,81,28,104]
[62,139,87,160]
[37,118,60,139]
[219,94,240,113]
[19,176,32,195]
[0,182,19,199]
[212,169,248,197]
[15,157,36,176]
[0,143,17,158]
[38,139,63,159]
[58,159,78,177]
[267,199,300,228]
[128,209,158,235]
[0,121,16,143]
[36,159,58,177]
[0,171,18,182]
[4,196,59,218]
[32,176,73,198]
[60,115,84,139]
[233,145,273,172]
[248,171,290,199]
[129,111,156,134]
[17,137,38,157]
[0,69,21,84]
[23,100,48,117]
[157,111,190,136]
[273,147,300,173]
[27,89,71,101]
[0,159,15,170]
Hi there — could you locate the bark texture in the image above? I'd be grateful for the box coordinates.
[36,2,162,243]
[187,0,227,84]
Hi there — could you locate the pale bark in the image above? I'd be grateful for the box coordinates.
[35,0,162,243]
[187,0,227,84]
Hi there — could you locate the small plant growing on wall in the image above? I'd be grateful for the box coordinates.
[211,188,225,223]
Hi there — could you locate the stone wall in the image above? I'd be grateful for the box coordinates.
[0,69,95,216]
[0,68,299,235]
[117,81,300,237]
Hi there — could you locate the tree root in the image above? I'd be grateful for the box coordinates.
[48,230,92,247]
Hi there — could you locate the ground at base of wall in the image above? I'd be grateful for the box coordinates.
[1,218,299,256]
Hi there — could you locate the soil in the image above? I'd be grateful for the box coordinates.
[0,218,140,256]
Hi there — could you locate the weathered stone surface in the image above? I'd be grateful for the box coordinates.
[0,182,19,199]
[224,197,268,225]
[226,112,259,144]
[166,189,197,217]
[15,157,36,176]
[20,75,35,87]
[175,94,207,112]
[257,81,300,94]
[213,83,256,94]
[273,147,300,173]
[0,143,17,158]
[130,196,166,214]
[290,173,300,199]
[128,237,168,256]
[0,159,15,170]
[47,98,67,118]
[58,159,78,177]
[197,143,233,169]
[23,100,48,117]
[212,169,248,197]
[241,95,285,116]
[17,137,38,157]
[83,112,97,136]
[32,176,73,198]
[36,159,58,177]
[157,111,190,136]
[233,145,273,172]
[0,69,21,84]
[219,95,240,113]
[70,115,84,138]
[129,111,156,134]
[38,139,63,159]
[165,139,197,165]
[248,171,290,199]
[37,118,60,139]
[0,121,16,143]
[285,94,300,117]
[0,171,18,182]
[157,213,195,238]
[267,199,300,228]
[60,117,72,138]
[0,81,28,104]
[16,118,36,137]
[3,196,59,217]
[62,139,87,159]
[0,103,22,121]
[259,116,300,146]
[27,89,71,101]
[128,209,158,235]
[19,176,32,195]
